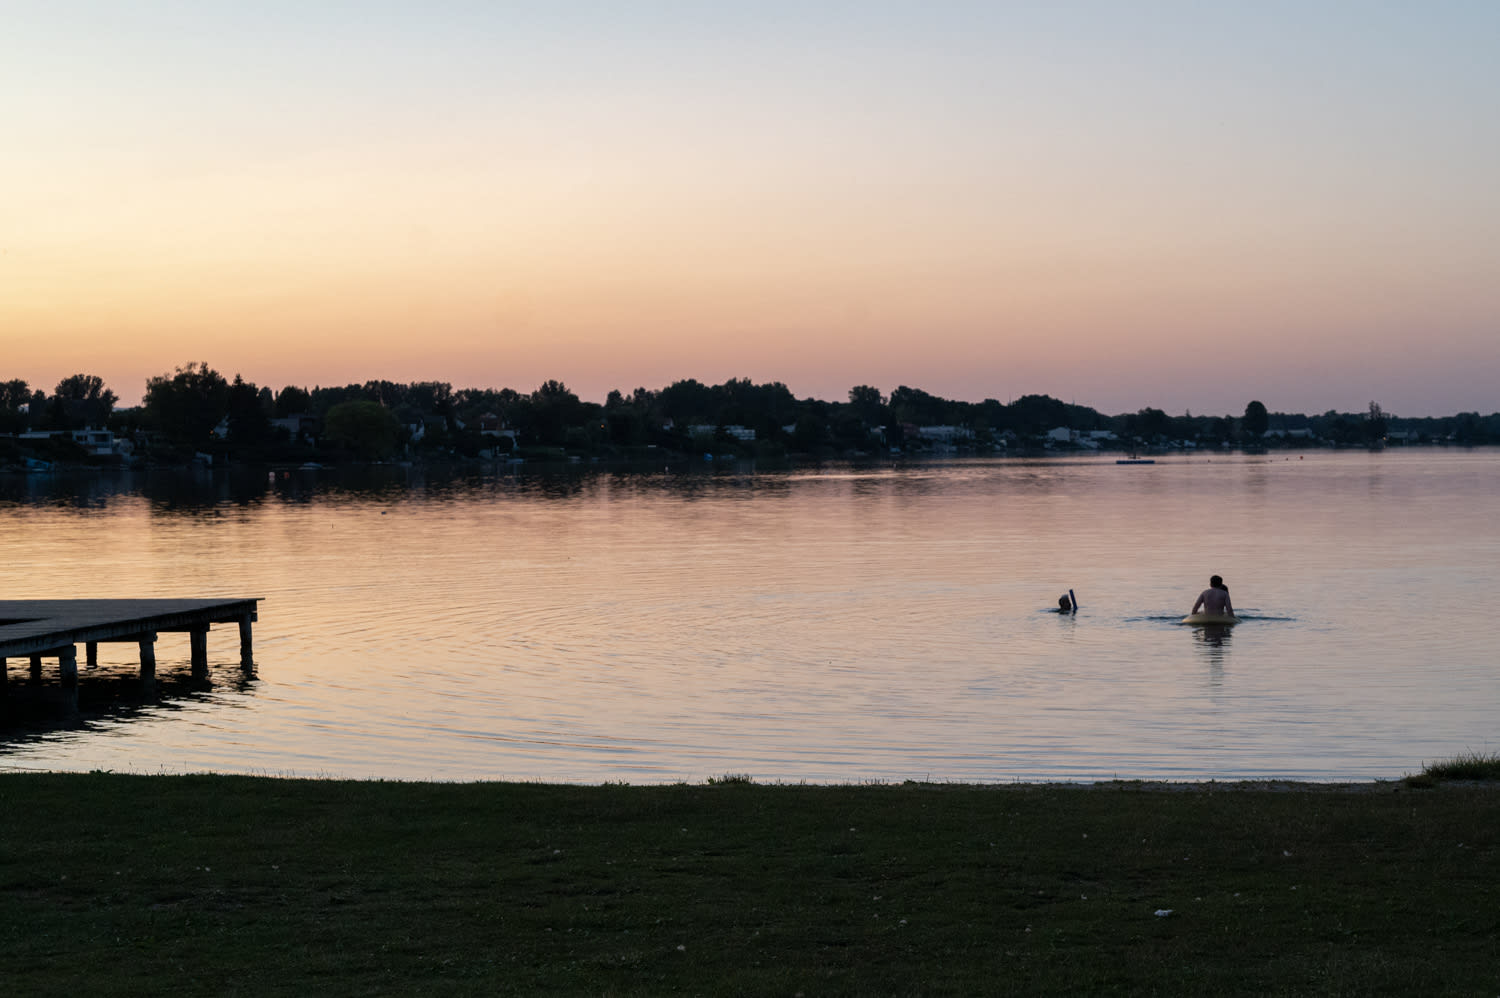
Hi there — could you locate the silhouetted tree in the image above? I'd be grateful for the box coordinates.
[528,380,586,447]
[1312,409,1362,445]
[0,379,28,410]
[226,375,273,450]
[405,382,454,417]
[144,362,230,451]
[603,388,650,446]
[275,385,311,417]
[1363,401,1388,443]
[847,385,887,428]
[1122,407,1172,442]
[53,373,119,429]
[658,379,716,427]
[0,379,29,432]
[1243,400,1269,438]
[1006,394,1073,437]
[889,385,953,428]
[791,409,829,452]
[27,389,51,429]
[322,400,401,460]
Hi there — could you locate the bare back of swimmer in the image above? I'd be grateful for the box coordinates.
[1191,575,1233,616]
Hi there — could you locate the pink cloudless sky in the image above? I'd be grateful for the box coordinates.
[5,2,1498,417]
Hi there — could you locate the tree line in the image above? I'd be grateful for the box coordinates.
[3,364,1498,466]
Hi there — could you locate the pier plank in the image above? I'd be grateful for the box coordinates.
[0,599,260,659]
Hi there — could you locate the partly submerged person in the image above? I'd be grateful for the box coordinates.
[1057,589,1078,613]
[1191,575,1234,617]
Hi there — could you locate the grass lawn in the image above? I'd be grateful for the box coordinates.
[2,773,1497,996]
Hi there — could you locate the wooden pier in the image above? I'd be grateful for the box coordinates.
[0,598,260,700]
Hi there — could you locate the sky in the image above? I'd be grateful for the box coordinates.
[5,1,1498,417]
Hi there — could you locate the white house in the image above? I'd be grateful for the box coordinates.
[72,428,117,456]
[18,428,123,457]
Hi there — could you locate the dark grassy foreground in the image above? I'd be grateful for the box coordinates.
[2,774,1497,996]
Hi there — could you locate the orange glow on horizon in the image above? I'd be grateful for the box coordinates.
[4,6,1497,416]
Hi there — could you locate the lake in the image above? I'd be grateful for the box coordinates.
[2,449,1496,783]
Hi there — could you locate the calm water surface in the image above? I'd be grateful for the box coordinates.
[2,450,1496,783]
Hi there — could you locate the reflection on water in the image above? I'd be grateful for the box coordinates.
[2,660,256,746]
[1192,625,1233,680]
[2,451,1498,783]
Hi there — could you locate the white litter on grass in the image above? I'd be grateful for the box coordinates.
[1154,909,1173,917]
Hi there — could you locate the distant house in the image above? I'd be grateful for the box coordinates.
[476,412,516,441]
[272,414,317,440]
[916,425,973,442]
[406,416,451,444]
[686,424,755,441]
[17,428,123,458]
[1046,427,1074,443]
[71,428,118,456]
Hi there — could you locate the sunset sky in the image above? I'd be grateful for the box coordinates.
[6,2,1498,417]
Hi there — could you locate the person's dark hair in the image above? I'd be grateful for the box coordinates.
[1210,575,1223,588]
[1058,595,1072,612]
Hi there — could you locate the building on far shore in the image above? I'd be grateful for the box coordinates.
[11,428,128,458]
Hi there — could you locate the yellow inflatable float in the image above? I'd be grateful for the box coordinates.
[1181,613,1240,626]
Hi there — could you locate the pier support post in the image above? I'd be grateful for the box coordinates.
[238,614,254,669]
[86,642,98,668]
[190,627,209,679]
[59,645,78,707]
[139,634,157,687]
[1,656,6,694]
[30,655,42,684]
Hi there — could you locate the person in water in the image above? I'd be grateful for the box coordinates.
[1191,575,1234,617]
[1058,594,1073,613]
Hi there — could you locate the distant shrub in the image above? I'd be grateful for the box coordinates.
[706,773,755,785]
[1405,751,1500,787]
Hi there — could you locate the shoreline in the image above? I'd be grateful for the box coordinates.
[3,768,1490,792]
[5,440,1496,477]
